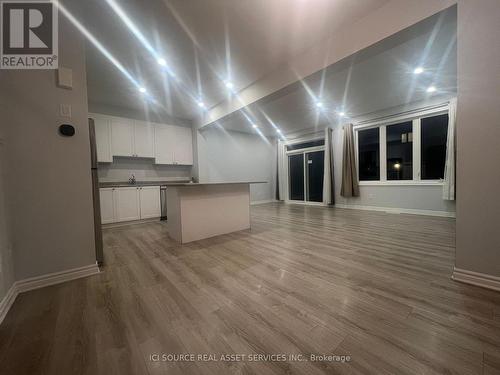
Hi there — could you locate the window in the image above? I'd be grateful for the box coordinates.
[286,139,324,151]
[358,128,380,181]
[421,114,448,180]
[355,107,449,183]
[387,121,413,180]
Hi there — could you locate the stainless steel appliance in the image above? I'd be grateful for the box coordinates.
[160,185,167,220]
[89,118,104,265]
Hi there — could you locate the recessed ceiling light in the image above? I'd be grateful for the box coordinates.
[413,67,424,74]
[316,101,323,108]
[138,87,147,93]
[157,58,167,67]
[276,129,282,134]
[426,86,437,93]
[338,111,346,117]
[224,81,234,89]
[252,124,258,129]
[197,100,206,108]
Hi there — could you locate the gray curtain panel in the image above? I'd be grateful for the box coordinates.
[341,123,360,197]
[322,127,335,204]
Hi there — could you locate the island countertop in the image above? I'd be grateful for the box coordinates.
[163,181,266,186]
[99,181,266,188]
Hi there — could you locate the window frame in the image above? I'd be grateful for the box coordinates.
[353,104,449,186]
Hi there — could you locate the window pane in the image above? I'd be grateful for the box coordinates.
[286,139,325,151]
[306,151,324,202]
[358,128,380,181]
[421,114,449,180]
[387,121,413,180]
[288,154,304,200]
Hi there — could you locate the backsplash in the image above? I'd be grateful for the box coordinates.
[98,157,192,182]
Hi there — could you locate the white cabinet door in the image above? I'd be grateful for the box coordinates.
[139,186,161,219]
[99,188,115,224]
[114,187,140,222]
[154,124,175,164]
[174,126,193,165]
[91,114,112,163]
[111,117,134,157]
[134,120,154,158]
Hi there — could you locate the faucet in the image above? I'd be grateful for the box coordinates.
[128,174,136,185]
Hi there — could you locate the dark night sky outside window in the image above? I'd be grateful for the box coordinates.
[387,121,413,180]
[358,128,380,181]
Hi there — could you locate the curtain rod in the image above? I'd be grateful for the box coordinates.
[353,100,451,127]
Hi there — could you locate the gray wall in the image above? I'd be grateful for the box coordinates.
[196,128,276,202]
[455,0,500,277]
[0,14,96,279]
[0,124,14,302]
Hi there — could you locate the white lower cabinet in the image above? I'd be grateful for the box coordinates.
[139,186,161,219]
[99,186,161,224]
[99,188,116,224]
[114,187,141,222]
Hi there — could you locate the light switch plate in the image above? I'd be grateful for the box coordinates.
[60,104,72,118]
[57,67,73,89]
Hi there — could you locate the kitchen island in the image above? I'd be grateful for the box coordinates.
[164,182,265,243]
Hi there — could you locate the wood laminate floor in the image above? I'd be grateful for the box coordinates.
[1,203,500,375]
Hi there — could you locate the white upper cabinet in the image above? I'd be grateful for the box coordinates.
[133,120,154,158]
[154,124,193,165]
[154,124,175,164]
[111,117,134,157]
[90,113,112,163]
[174,126,193,165]
[92,112,193,165]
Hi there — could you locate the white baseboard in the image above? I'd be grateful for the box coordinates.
[102,217,160,229]
[0,282,18,326]
[452,267,500,292]
[334,203,456,218]
[0,263,100,325]
[251,199,277,206]
[15,263,100,293]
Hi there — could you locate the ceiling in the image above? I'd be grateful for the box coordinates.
[214,6,457,136]
[78,0,390,120]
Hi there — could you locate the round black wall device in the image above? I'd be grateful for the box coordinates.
[59,124,75,137]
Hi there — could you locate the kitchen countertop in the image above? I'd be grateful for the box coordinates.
[99,180,191,188]
[163,181,267,186]
[99,181,266,188]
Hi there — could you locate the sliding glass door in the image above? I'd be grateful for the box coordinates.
[288,150,324,203]
[289,154,305,200]
[306,151,324,202]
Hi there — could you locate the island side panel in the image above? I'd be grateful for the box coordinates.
[166,186,183,243]
[179,184,251,243]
